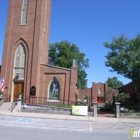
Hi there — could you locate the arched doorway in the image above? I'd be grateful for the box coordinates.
[13,44,26,102]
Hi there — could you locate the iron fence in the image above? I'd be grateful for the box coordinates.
[24,96,75,107]
[120,105,140,113]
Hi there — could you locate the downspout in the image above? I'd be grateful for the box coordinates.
[68,70,71,105]
[63,74,66,104]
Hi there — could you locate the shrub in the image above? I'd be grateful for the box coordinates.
[88,106,91,112]
[100,107,114,112]
[124,108,129,113]
[0,91,3,95]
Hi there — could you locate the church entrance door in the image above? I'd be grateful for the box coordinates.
[13,82,24,102]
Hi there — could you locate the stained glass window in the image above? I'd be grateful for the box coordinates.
[49,77,60,100]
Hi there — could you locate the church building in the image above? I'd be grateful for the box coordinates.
[0,0,119,107]
[1,0,78,105]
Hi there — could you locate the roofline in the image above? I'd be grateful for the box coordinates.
[40,63,71,71]
[117,81,133,89]
[96,82,104,84]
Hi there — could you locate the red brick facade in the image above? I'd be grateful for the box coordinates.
[118,81,140,94]
[1,0,119,106]
[0,65,1,76]
[78,82,119,106]
[1,0,78,104]
[118,82,135,94]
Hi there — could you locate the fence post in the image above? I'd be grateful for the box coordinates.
[93,102,98,117]
[115,102,120,118]
[17,95,22,112]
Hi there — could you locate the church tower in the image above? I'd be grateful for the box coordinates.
[1,0,51,101]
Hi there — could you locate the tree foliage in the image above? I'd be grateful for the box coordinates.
[104,34,140,81]
[107,77,123,89]
[116,93,130,103]
[104,34,140,109]
[49,41,89,89]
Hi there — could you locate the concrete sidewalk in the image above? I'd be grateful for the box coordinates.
[0,109,140,124]
[0,102,139,123]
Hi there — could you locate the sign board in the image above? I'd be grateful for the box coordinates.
[72,106,88,116]
[120,107,124,111]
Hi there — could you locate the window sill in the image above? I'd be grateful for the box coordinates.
[47,99,60,103]
[19,24,27,26]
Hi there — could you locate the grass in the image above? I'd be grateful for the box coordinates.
[121,108,140,113]
[121,112,140,114]
[55,103,71,108]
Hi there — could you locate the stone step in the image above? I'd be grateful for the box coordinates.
[0,102,13,111]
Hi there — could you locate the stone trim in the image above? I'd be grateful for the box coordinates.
[47,99,60,103]
[41,63,71,71]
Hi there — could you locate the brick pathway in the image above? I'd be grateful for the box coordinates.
[97,111,115,117]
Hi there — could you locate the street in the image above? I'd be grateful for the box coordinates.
[0,115,139,140]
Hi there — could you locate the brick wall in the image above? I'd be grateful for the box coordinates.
[118,82,136,94]
[39,64,78,105]
[0,65,1,76]
[1,0,120,106]
[1,0,52,101]
[78,82,119,106]
[78,88,92,106]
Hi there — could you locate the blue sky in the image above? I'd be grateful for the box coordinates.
[0,0,140,87]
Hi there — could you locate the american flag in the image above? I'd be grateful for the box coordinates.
[0,77,5,92]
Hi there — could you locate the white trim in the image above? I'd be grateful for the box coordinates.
[47,78,52,99]
[43,29,46,33]
[41,63,71,71]
[47,99,60,103]
[11,80,14,102]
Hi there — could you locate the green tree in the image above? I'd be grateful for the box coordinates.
[104,34,140,109]
[49,41,89,89]
[107,77,123,89]
[116,92,130,104]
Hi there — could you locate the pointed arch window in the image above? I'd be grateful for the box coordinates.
[49,77,60,100]
[98,88,102,95]
[14,44,26,80]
